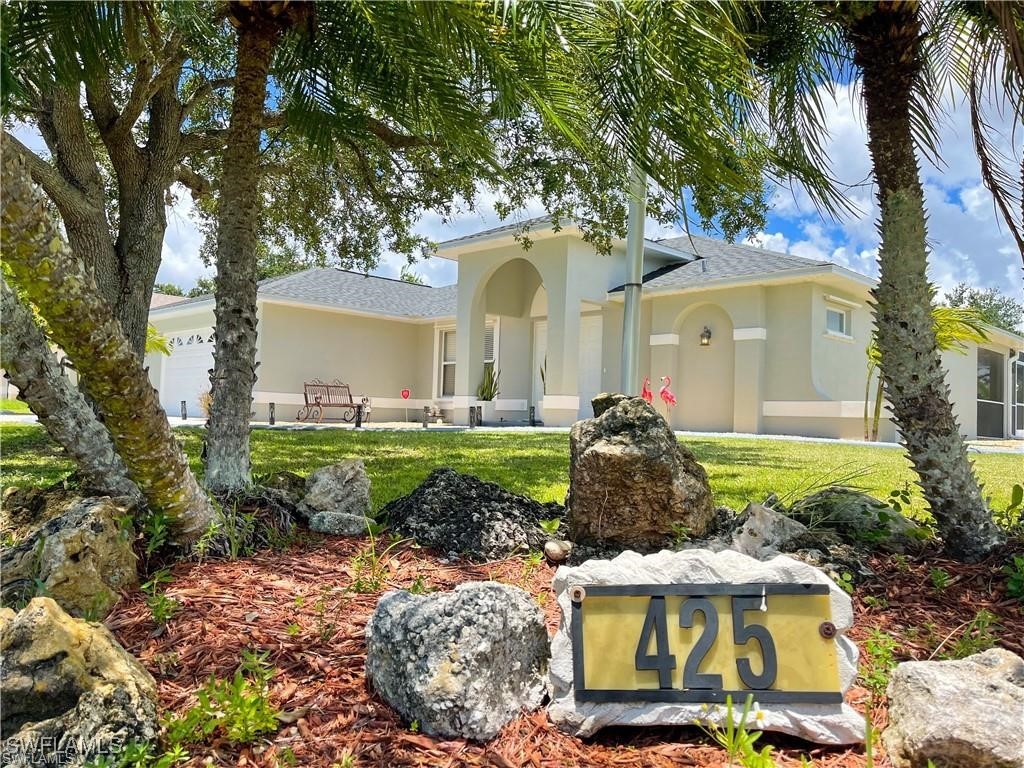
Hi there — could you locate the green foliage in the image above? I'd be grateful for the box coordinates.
[84,740,188,768]
[941,609,1000,659]
[928,567,951,592]
[886,485,912,515]
[164,649,280,747]
[153,283,185,297]
[670,521,692,548]
[835,570,855,594]
[140,508,173,559]
[692,695,776,767]
[476,366,501,401]
[145,325,171,356]
[350,527,406,593]
[142,569,179,627]
[0,397,30,413]
[1002,555,1024,601]
[398,264,425,285]
[994,483,1024,533]
[538,518,562,536]
[860,629,898,699]
[407,575,432,595]
[944,282,1024,334]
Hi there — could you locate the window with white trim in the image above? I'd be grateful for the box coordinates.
[440,329,457,397]
[437,323,496,398]
[825,307,850,337]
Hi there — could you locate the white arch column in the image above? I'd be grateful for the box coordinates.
[453,272,486,425]
[733,327,767,433]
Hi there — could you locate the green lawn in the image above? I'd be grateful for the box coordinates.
[2,424,1020,518]
[0,398,30,414]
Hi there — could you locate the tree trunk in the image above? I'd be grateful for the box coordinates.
[849,4,1004,560]
[1,148,217,545]
[871,377,884,442]
[204,20,279,492]
[0,279,142,504]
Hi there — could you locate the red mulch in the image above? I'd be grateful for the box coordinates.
[106,538,1024,768]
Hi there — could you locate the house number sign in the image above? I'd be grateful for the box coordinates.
[569,583,843,704]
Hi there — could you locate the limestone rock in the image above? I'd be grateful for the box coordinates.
[0,597,158,766]
[297,460,372,535]
[258,470,307,506]
[1,497,137,618]
[731,503,810,558]
[788,487,923,550]
[548,548,863,744]
[591,392,630,417]
[566,396,714,549]
[544,539,572,563]
[1,483,93,543]
[365,581,549,741]
[884,649,1024,768]
[383,468,563,560]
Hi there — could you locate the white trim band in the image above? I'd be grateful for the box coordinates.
[542,395,581,410]
[763,400,885,419]
[649,333,680,346]
[493,398,528,411]
[451,396,477,408]
[733,327,768,341]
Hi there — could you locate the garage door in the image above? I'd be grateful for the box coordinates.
[160,329,214,419]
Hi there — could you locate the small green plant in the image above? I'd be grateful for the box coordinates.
[408,575,433,595]
[692,694,775,767]
[332,752,356,768]
[861,629,898,699]
[835,570,855,594]
[275,746,298,767]
[941,609,1000,659]
[862,595,888,611]
[85,740,189,768]
[221,501,257,560]
[476,365,501,401]
[313,586,337,643]
[538,518,562,536]
[141,568,179,627]
[994,482,1023,531]
[350,527,407,593]
[886,484,912,515]
[164,648,280,747]
[140,509,173,558]
[1002,554,1024,601]
[286,622,301,637]
[891,553,911,572]
[928,566,951,592]
[670,521,692,547]
[409,719,420,733]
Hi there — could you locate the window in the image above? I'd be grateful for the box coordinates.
[440,330,456,397]
[438,323,496,398]
[825,307,849,336]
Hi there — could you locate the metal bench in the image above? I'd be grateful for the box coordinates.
[296,379,369,425]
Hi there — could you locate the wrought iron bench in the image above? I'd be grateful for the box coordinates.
[296,379,370,424]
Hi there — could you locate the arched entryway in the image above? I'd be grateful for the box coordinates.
[674,304,735,431]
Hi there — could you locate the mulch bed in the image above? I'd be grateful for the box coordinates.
[106,537,1024,768]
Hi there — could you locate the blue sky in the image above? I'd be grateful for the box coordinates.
[16,81,1024,303]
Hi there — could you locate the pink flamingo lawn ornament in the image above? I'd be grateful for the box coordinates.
[659,376,677,413]
[640,376,654,405]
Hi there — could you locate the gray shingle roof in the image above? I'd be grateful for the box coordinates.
[150,269,457,320]
[610,234,833,293]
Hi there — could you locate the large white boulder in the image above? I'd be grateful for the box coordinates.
[884,648,1024,768]
[548,548,864,744]
[365,581,549,741]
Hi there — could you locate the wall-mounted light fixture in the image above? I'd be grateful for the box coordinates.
[699,326,712,347]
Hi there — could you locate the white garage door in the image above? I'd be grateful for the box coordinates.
[577,315,603,418]
[160,329,214,419]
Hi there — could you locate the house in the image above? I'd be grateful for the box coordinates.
[146,218,1024,440]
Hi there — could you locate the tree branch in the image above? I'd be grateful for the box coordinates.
[364,116,431,149]
[174,163,214,199]
[179,76,235,125]
[1,131,93,216]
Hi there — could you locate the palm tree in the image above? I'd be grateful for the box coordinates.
[0,278,141,503]
[1,148,217,544]
[864,304,990,441]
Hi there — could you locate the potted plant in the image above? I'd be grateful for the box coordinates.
[476,366,501,424]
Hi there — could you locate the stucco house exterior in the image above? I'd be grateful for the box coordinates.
[146,218,1024,441]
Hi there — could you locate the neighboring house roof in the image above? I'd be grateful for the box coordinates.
[610,234,866,293]
[150,292,189,308]
[150,269,458,321]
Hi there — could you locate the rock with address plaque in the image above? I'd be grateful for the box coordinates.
[547,548,864,744]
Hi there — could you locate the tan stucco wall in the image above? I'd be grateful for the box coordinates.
[253,302,427,422]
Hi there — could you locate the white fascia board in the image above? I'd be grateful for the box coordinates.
[434,223,585,260]
[149,298,215,320]
[605,265,874,302]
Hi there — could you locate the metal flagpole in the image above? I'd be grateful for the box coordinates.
[620,162,647,395]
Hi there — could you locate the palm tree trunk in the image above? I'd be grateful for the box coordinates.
[204,18,280,493]
[863,365,873,441]
[0,279,142,504]
[848,4,1003,560]
[1,148,217,545]
[871,377,884,442]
